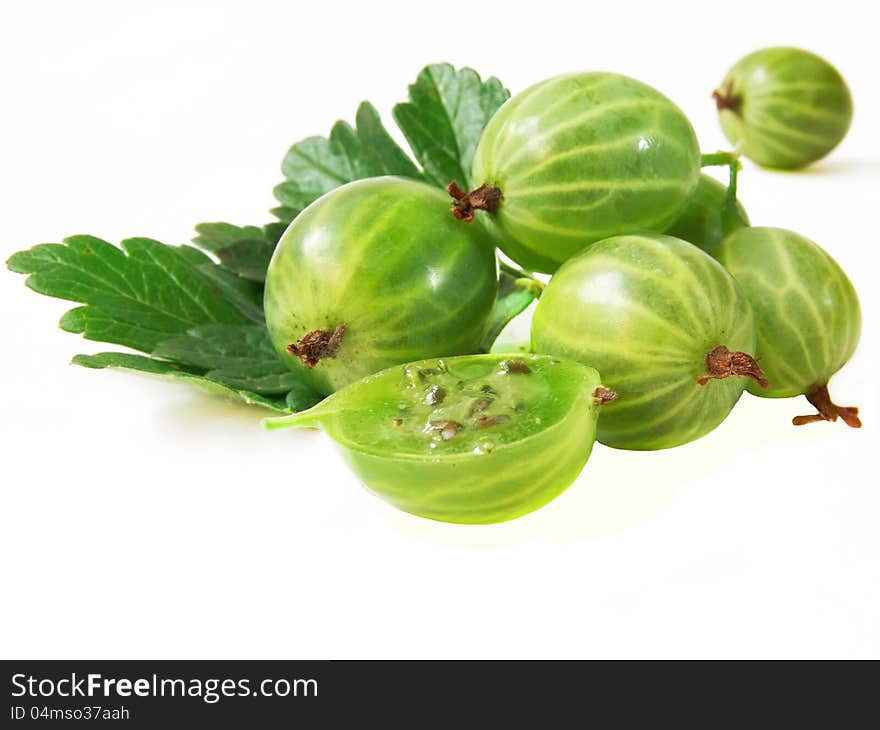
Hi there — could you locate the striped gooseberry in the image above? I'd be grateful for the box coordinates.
[450,72,701,273]
[713,47,853,170]
[715,226,861,427]
[665,173,749,257]
[264,177,498,395]
[531,234,764,450]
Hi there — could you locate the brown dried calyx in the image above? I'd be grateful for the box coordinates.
[697,345,769,389]
[792,385,861,428]
[287,325,346,368]
[447,181,503,222]
[593,386,618,405]
[712,81,742,114]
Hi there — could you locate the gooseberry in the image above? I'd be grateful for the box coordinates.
[665,173,749,257]
[265,354,616,524]
[715,226,861,427]
[453,72,701,273]
[713,47,853,170]
[264,177,498,395]
[531,234,765,450]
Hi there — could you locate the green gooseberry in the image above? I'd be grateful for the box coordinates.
[714,47,853,170]
[715,227,861,427]
[664,173,749,257]
[265,354,616,524]
[264,177,498,396]
[531,234,765,450]
[452,72,701,273]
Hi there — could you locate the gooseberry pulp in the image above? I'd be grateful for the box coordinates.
[531,234,765,450]
[264,177,498,395]
[714,47,853,170]
[265,354,616,524]
[453,72,701,273]
[715,227,861,427]
[664,173,749,257]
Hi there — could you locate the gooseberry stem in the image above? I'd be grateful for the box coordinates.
[697,345,769,388]
[792,385,861,428]
[447,181,503,221]
[701,150,747,231]
[499,261,544,297]
[287,324,346,368]
[700,151,740,169]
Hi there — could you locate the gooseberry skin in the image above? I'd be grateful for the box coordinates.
[470,72,702,273]
[265,355,608,524]
[264,177,498,395]
[664,174,749,257]
[715,47,853,170]
[531,234,758,450]
[715,227,861,399]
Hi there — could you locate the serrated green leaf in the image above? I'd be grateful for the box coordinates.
[285,383,323,412]
[73,352,199,375]
[191,223,266,250]
[195,264,264,324]
[263,221,287,245]
[7,235,250,353]
[144,239,264,322]
[392,64,509,189]
[270,206,299,225]
[72,351,293,412]
[58,306,87,333]
[353,102,422,179]
[192,222,276,282]
[10,63,514,417]
[152,323,309,396]
[274,101,422,213]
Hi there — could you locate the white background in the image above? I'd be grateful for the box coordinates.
[1,0,878,659]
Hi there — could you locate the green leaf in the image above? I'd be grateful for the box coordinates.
[10,63,514,417]
[480,265,542,352]
[354,102,422,179]
[7,235,250,353]
[285,384,322,413]
[393,64,509,189]
[192,222,277,282]
[274,101,422,214]
[71,352,293,412]
[153,324,308,396]
[194,264,264,324]
[263,221,288,245]
[229,66,509,289]
[270,207,299,225]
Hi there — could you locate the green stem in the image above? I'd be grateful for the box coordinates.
[700,150,740,168]
[701,150,747,232]
[499,261,544,297]
[263,410,323,431]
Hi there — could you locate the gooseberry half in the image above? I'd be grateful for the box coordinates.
[265,354,615,524]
